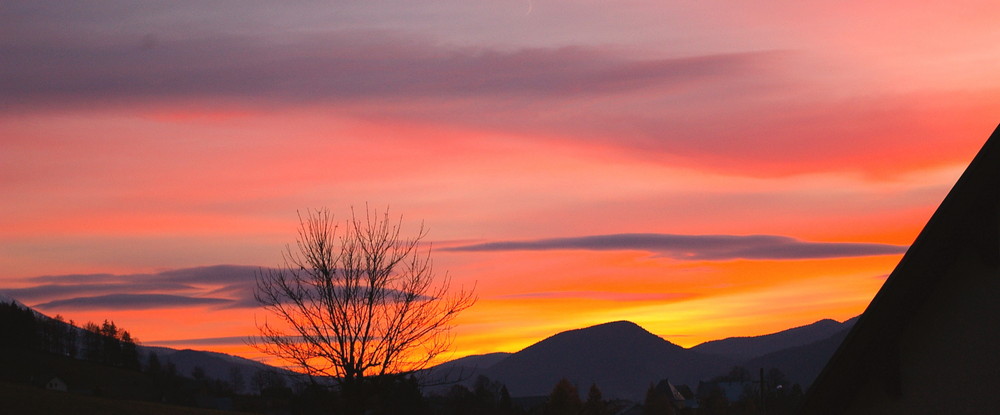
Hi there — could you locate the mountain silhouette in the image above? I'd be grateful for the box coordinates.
[690,317,854,361]
[418,351,512,388]
[482,321,727,400]
[434,351,513,371]
[742,323,854,388]
[141,346,296,389]
[7,293,858,401]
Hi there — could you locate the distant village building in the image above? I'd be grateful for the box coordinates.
[655,379,695,409]
[673,383,697,409]
[45,377,68,392]
[696,380,753,406]
[800,124,1000,414]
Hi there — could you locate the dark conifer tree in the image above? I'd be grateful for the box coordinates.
[228,366,246,394]
[146,351,162,374]
[474,375,497,408]
[82,321,104,362]
[99,320,123,365]
[545,378,582,415]
[441,384,476,415]
[192,365,207,381]
[498,384,513,412]
[582,383,608,415]
[65,319,78,357]
[119,330,140,370]
[0,301,37,349]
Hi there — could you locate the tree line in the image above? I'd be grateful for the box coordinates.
[434,367,803,415]
[0,300,140,369]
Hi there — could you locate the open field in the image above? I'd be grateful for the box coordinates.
[0,381,250,415]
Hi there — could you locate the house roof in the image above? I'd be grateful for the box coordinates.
[799,123,1000,414]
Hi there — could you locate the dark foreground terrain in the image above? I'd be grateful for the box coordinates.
[0,381,249,415]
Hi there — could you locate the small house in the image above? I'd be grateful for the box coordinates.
[45,377,68,392]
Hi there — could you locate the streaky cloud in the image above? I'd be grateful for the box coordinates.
[33,293,234,311]
[145,336,252,347]
[1,25,773,108]
[444,233,908,260]
[3,264,433,311]
[0,282,196,302]
[3,265,261,310]
[156,265,261,286]
[146,335,304,347]
[28,273,126,283]
[493,291,695,302]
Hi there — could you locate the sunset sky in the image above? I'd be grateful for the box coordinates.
[2,1,999,365]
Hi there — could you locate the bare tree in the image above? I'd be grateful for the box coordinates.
[252,207,476,412]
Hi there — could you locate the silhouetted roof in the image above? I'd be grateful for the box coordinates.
[799,123,1000,414]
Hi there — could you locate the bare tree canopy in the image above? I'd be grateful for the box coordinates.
[252,207,476,392]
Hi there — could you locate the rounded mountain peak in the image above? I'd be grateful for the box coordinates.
[529,320,680,352]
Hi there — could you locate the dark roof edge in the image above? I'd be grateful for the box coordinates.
[798,123,1000,414]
